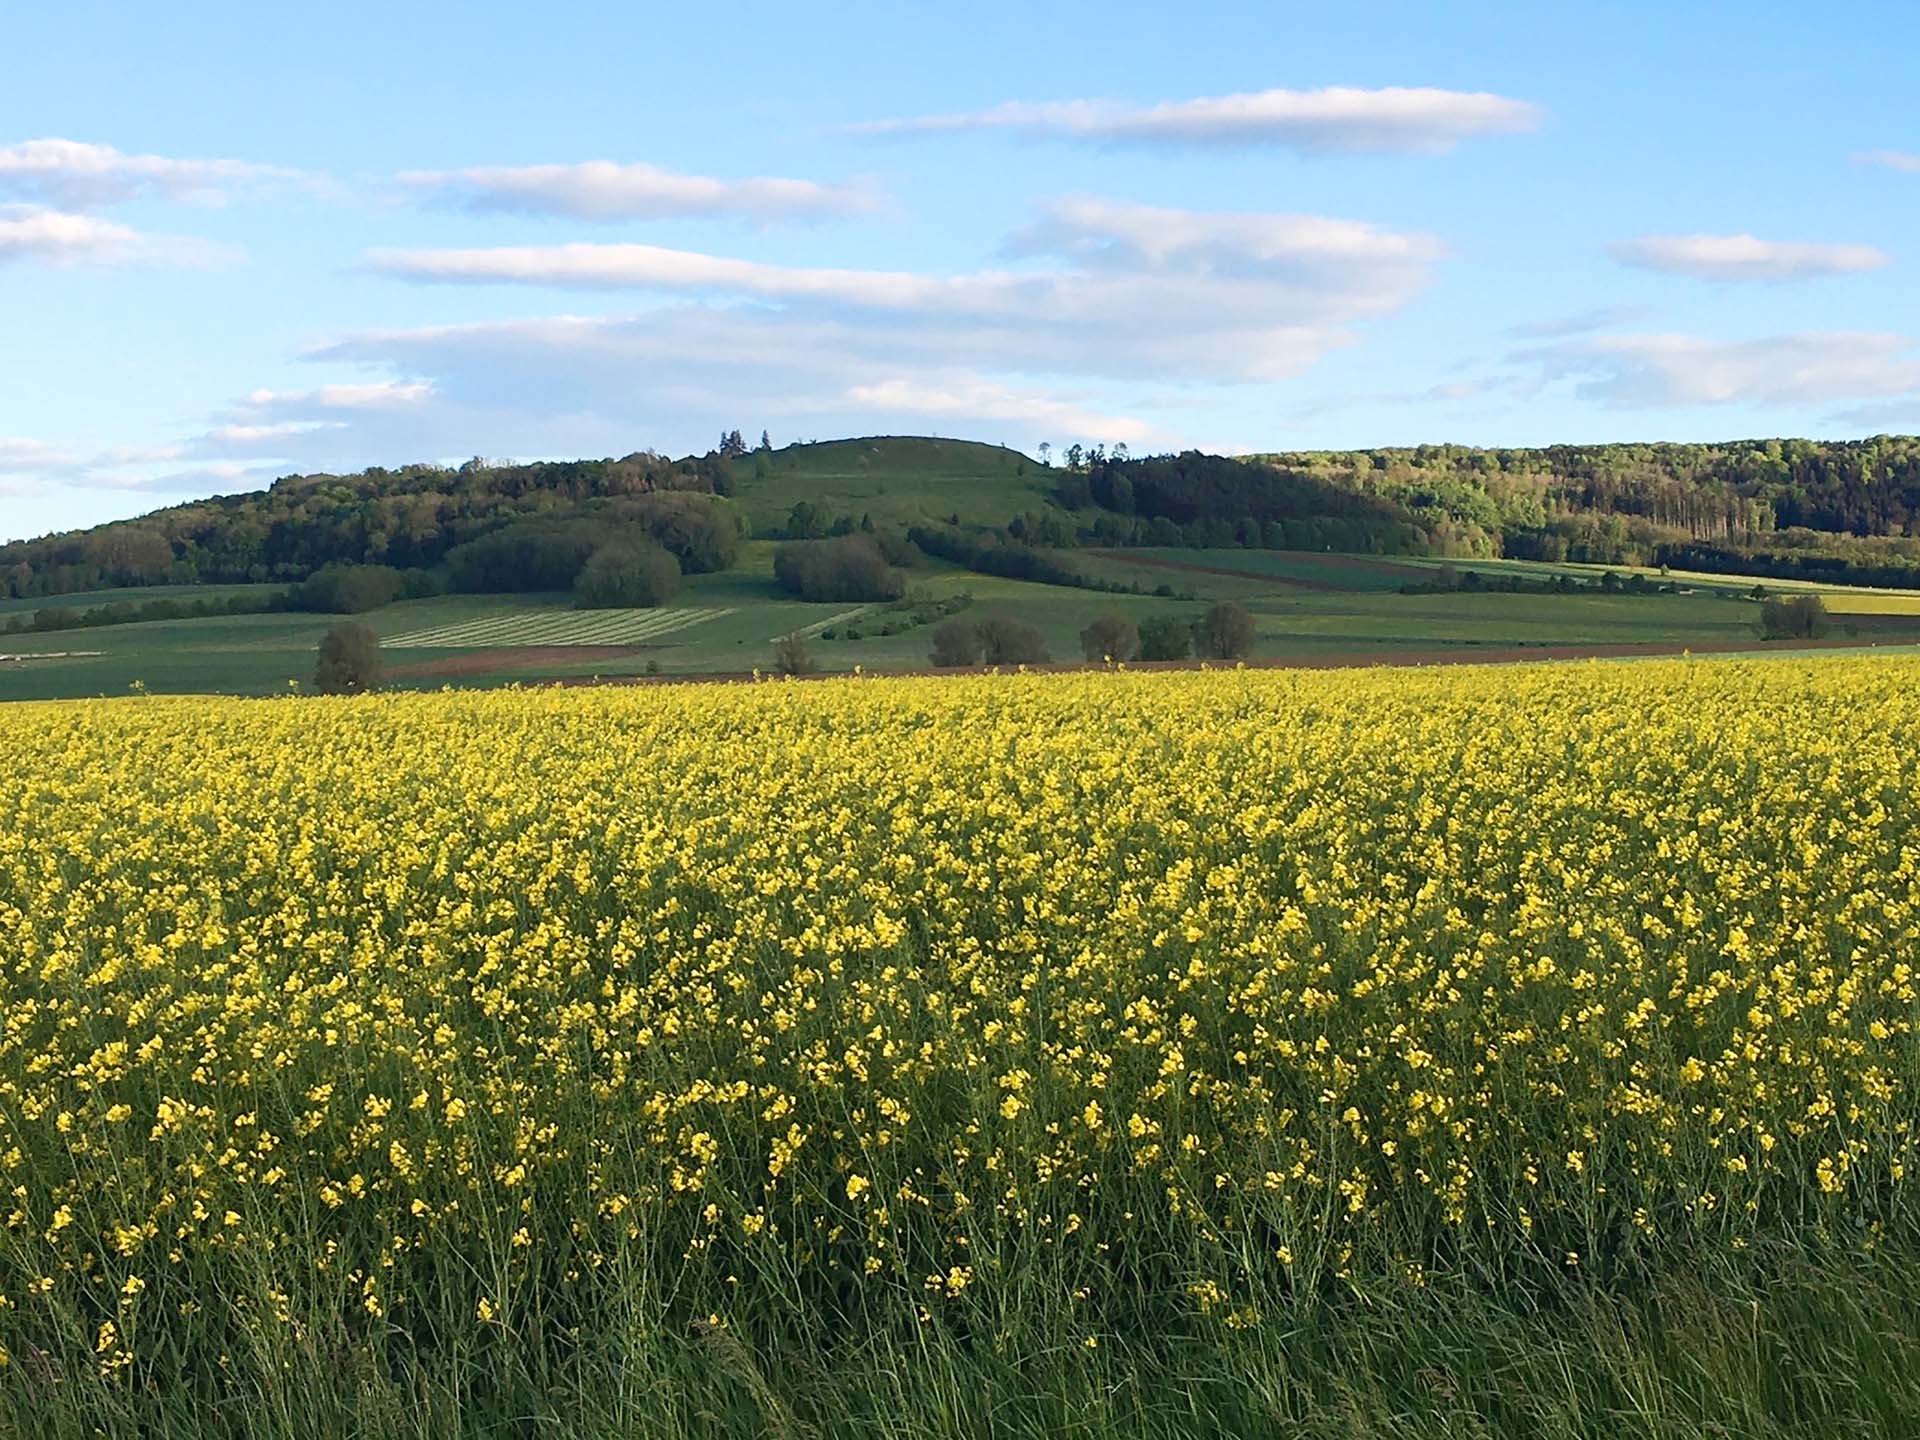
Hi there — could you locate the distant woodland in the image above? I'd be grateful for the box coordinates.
[8,434,1920,601]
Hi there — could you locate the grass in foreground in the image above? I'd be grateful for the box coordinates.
[2,657,1918,1436]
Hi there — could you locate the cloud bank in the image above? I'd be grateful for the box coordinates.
[853,85,1540,153]
[1529,331,1920,409]
[1609,233,1890,282]
[0,138,303,209]
[400,160,879,222]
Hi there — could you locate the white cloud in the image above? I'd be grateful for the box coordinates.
[243,380,434,411]
[853,85,1539,153]
[1857,150,1920,174]
[843,377,1162,444]
[0,204,233,268]
[366,197,1439,384]
[1528,331,1920,409]
[0,437,75,472]
[205,420,341,444]
[1509,305,1646,339]
[1609,233,1890,282]
[399,160,879,222]
[370,240,955,304]
[0,138,302,209]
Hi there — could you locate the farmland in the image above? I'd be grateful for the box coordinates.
[3,656,1918,1437]
[9,538,1920,702]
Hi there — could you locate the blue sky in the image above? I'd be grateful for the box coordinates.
[4,0,1919,542]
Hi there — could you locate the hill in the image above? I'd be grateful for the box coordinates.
[11,432,1920,605]
[720,436,1056,534]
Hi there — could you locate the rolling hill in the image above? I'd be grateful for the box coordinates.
[8,432,1920,700]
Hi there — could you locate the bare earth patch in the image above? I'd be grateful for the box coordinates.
[387,645,654,679]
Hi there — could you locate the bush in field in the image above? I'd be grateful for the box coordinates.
[1137,614,1193,661]
[312,621,382,694]
[1760,593,1832,640]
[773,535,905,603]
[929,616,985,667]
[772,631,814,676]
[295,563,405,614]
[574,541,682,609]
[1194,601,1257,660]
[976,613,1049,665]
[1079,614,1140,662]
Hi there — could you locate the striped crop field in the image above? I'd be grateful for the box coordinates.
[384,606,736,649]
[1819,591,1920,615]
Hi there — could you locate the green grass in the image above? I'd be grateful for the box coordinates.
[726,436,1059,534]
[11,538,1918,701]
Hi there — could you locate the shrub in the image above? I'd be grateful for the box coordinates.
[773,536,905,603]
[616,494,745,574]
[1194,602,1257,660]
[976,613,1049,665]
[1079,614,1141,662]
[1138,614,1193,661]
[313,622,382,694]
[929,617,985,667]
[772,631,814,676]
[446,526,599,594]
[296,564,405,614]
[1759,594,1832,640]
[574,541,682,609]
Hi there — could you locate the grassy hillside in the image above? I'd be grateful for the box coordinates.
[11,431,1920,701]
[723,436,1056,534]
[10,541,1920,701]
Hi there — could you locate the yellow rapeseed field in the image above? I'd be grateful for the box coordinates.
[1,657,1917,1428]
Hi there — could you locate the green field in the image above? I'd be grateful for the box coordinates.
[9,543,1917,702]
[11,510,1920,702]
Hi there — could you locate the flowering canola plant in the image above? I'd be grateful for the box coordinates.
[0,657,1916,1386]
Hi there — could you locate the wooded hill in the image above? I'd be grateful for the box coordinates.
[7,433,1920,602]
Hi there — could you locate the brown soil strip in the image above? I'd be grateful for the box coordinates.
[387,644,654,679]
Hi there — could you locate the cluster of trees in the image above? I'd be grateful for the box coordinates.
[714,430,773,460]
[1400,564,1688,597]
[1025,437,1920,585]
[920,602,1257,669]
[1075,604,1256,663]
[1,588,290,636]
[292,563,438,613]
[0,451,733,601]
[928,613,1051,667]
[15,431,1920,613]
[1758,594,1833,641]
[817,590,972,643]
[772,534,911,603]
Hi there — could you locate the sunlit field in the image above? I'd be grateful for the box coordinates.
[3,658,1918,1437]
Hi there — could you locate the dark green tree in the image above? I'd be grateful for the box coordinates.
[313,622,382,694]
[1079,614,1140,662]
[574,541,681,609]
[1137,614,1193,661]
[1194,602,1256,660]
[929,617,985,667]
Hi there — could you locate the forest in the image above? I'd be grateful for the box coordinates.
[7,434,1920,601]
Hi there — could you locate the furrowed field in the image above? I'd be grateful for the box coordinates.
[3,660,1919,1438]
